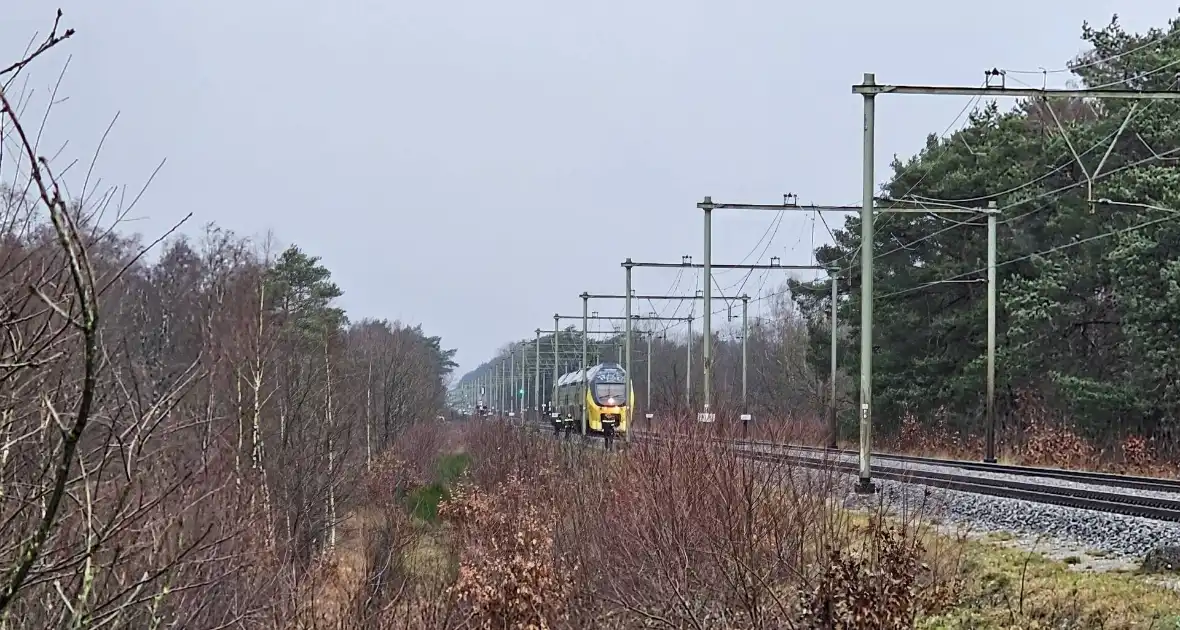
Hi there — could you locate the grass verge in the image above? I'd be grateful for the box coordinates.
[402,452,471,522]
[914,534,1180,629]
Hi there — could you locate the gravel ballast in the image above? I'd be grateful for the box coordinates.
[833,466,1180,560]
[741,442,1180,560]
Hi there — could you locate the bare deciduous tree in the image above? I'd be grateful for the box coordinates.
[0,14,456,627]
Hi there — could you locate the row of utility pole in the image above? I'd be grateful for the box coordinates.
[462,70,1180,492]
[466,259,812,442]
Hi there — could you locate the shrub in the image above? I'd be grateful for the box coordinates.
[439,473,576,628]
[799,517,962,629]
[442,417,965,628]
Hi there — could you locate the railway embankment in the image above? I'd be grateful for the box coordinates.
[627,420,1180,574]
[510,417,1180,627]
[290,415,1180,627]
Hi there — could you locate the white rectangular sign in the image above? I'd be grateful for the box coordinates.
[697,412,716,423]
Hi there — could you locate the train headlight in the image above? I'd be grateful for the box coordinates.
[607,397,616,405]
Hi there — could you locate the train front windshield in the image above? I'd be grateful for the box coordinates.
[594,383,627,405]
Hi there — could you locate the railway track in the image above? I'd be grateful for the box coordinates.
[746,440,1180,495]
[506,416,1180,523]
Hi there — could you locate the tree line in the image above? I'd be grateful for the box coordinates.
[0,16,457,624]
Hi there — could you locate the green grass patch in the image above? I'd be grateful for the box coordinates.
[437,452,471,484]
[401,453,471,523]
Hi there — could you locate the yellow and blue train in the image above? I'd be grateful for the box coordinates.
[552,362,632,435]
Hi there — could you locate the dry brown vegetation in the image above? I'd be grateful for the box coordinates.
[323,419,968,629]
[0,14,457,628]
[881,389,1180,477]
[299,418,1180,629]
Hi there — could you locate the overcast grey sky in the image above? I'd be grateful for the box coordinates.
[3,1,1177,374]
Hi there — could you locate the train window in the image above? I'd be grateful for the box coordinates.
[594,383,626,403]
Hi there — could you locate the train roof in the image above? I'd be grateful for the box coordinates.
[556,370,584,386]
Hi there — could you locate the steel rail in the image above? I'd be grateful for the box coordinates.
[735,440,1180,494]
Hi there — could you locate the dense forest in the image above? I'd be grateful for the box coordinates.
[791,15,1180,446]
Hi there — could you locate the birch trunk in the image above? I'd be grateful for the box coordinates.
[324,338,337,550]
[0,410,10,499]
[251,277,267,471]
[365,357,373,471]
